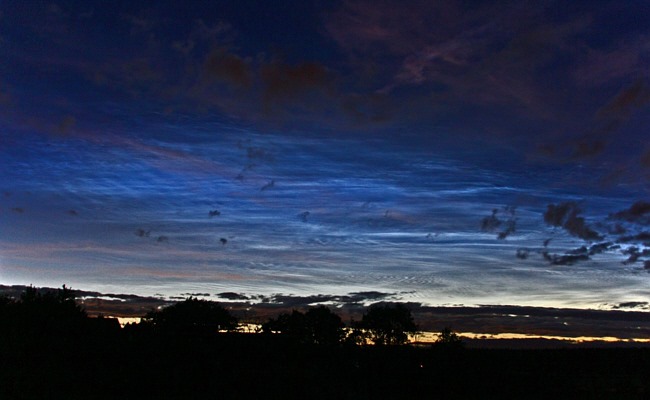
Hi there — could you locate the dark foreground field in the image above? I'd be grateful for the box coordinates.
[2,328,649,400]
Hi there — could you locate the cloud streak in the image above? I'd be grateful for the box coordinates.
[2,2,650,314]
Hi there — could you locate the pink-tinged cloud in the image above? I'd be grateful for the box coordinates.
[261,61,331,103]
[56,115,76,135]
[203,49,252,88]
[641,149,650,168]
[573,38,650,86]
[324,0,593,121]
[596,80,650,121]
[0,81,11,105]
[325,0,465,55]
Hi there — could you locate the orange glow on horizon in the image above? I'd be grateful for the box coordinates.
[411,331,650,343]
[110,318,650,343]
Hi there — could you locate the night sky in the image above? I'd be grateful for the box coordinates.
[1,1,649,311]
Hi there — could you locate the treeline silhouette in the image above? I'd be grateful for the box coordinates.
[1,286,649,399]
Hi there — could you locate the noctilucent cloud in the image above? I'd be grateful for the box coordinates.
[1,1,649,309]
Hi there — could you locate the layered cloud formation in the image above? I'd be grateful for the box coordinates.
[0,1,649,310]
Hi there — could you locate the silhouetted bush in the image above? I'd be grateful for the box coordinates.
[435,326,464,349]
[262,305,345,345]
[142,297,237,334]
[358,303,418,345]
[1,285,87,340]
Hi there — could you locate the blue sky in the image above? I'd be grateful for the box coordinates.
[1,1,649,310]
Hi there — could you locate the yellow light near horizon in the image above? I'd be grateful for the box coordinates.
[108,318,650,343]
[116,317,141,327]
[410,331,650,343]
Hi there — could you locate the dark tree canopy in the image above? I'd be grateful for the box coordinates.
[359,303,418,345]
[435,327,464,348]
[263,310,308,339]
[262,306,345,345]
[0,285,87,339]
[303,306,345,345]
[143,297,237,333]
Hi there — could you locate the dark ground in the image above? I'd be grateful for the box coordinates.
[2,327,650,400]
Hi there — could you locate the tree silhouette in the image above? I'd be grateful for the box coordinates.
[0,285,88,342]
[143,297,237,334]
[359,303,418,345]
[21,285,86,332]
[304,306,345,345]
[0,295,12,311]
[262,306,345,345]
[435,327,464,348]
[342,325,367,346]
[263,310,307,337]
